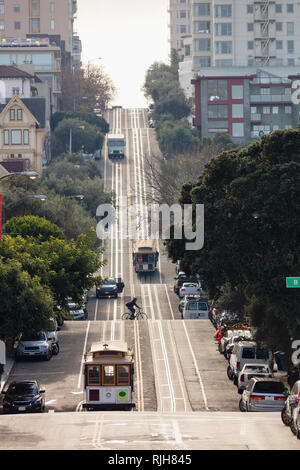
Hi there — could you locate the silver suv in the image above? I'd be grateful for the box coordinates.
[15,332,52,361]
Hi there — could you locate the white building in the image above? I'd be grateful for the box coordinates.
[169,0,192,59]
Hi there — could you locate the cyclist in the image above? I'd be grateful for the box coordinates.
[125,297,141,320]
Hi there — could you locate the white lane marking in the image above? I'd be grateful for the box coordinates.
[77,321,90,389]
[157,321,176,412]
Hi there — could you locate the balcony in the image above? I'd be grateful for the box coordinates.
[250,95,292,103]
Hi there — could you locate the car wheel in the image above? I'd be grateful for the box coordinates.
[233,375,238,386]
[45,350,52,361]
[239,399,246,412]
[281,407,291,426]
[290,420,297,435]
[296,428,300,440]
[227,365,234,380]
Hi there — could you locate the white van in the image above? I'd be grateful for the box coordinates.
[228,341,273,384]
[182,298,209,319]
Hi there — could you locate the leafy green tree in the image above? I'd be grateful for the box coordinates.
[165,128,300,353]
[51,110,109,134]
[5,215,65,242]
[0,257,54,341]
[53,118,104,155]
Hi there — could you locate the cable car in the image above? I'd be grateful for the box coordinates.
[82,341,135,411]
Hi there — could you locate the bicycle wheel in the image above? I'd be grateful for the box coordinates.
[122,313,131,320]
[136,311,148,320]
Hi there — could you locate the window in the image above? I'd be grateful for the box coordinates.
[251,107,257,114]
[102,365,115,385]
[215,23,232,36]
[31,0,40,14]
[208,104,228,118]
[194,56,211,67]
[272,106,279,114]
[14,4,21,13]
[287,4,294,13]
[261,87,270,95]
[10,109,15,120]
[50,1,55,14]
[247,4,253,13]
[288,58,295,65]
[276,4,282,13]
[215,5,232,17]
[276,40,283,50]
[87,366,100,385]
[193,3,210,16]
[285,106,292,114]
[232,122,244,137]
[232,85,244,99]
[276,22,282,31]
[117,366,130,385]
[287,40,294,53]
[180,10,186,18]
[232,104,244,118]
[215,41,232,54]
[0,20,4,30]
[248,41,254,50]
[11,130,22,145]
[263,106,270,114]
[14,21,21,30]
[4,130,9,145]
[12,87,20,95]
[247,23,253,32]
[215,59,232,67]
[31,18,40,33]
[194,21,210,34]
[185,45,191,56]
[194,38,210,51]
[287,22,294,35]
[0,0,4,14]
[208,80,228,100]
[17,109,22,120]
[50,19,55,30]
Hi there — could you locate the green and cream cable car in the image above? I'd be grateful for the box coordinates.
[82,341,135,411]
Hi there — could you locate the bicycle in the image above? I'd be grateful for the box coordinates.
[122,307,148,320]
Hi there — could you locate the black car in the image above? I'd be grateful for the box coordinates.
[2,381,45,414]
[96,278,118,298]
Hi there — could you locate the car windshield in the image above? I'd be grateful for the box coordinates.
[22,332,46,342]
[102,279,116,285]
[8,383,38,395]
[198,303,208,310]
[253,381,285,394]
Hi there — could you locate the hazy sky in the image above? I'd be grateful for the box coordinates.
[76,0,170,108]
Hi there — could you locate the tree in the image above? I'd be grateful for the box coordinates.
[0,257,54,341]
[5,215,65,242]
[53,118,104,155]
[51,110,109,134]
[165,128,300,354]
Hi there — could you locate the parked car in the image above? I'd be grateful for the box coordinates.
[290,401,300,438]
[239,377,289,412]
[219,329,251,355]
[237,363,273,393]
[47,318,59,355]
[178,294,203,314]
[281,380,300,429]
[2,380,45,414]
[96,278,118,298]
[223,332,253,360]
[67,301,88,320]
[228,341,273,385]
[174,273,198,295]
[182,298,209,319]
[15,332,52,361]
[179,282,201,298]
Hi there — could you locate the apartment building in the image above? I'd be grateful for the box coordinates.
[190,0,300,68]
[0,0,79,67]
[192,66,300,144]
[169,0,192,59]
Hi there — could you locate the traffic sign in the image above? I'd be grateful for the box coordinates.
[286,277,300,288]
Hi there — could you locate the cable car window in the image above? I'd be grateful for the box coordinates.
[198,302,208,311]
[103,365,115,385]
[188,302,198,310]
[87,366,101,385]
[117,365,130,385]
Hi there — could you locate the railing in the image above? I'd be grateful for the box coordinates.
[250,95,292,103]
